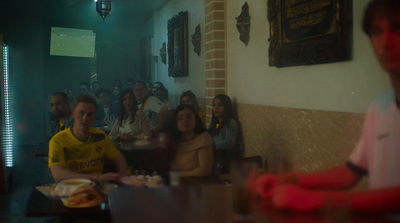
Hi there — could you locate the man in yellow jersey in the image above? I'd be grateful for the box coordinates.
[49,92,74,137]
[48,95,128,182]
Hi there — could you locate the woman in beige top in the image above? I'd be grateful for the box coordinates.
[109,89,151,141]
[169,104,213,177]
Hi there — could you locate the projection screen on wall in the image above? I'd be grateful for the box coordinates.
[50,27,96,58]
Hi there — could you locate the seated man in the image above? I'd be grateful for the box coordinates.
[48,95,128,182]
[134,81,168,133]
[49,92,74,137]
[79,81,90,96]
[155,86,174,111]
[126,78,135,91]
[93,87,118,129]
[250,0,400,212]
[91,81,100,98]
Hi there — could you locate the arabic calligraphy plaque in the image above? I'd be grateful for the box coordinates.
[268,0,352,67]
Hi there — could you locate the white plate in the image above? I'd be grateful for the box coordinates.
[59,178,95,186]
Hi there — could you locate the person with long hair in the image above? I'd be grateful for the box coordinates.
[180,90,206,127]
[208,94,241,159]
[152,81,165,96]
[168,104,213,177]
[109,89,151,141]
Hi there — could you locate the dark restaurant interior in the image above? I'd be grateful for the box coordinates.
[0,0,399,222]
[1,0,169,222]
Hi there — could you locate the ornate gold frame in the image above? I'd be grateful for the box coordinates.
[168,11,189,77]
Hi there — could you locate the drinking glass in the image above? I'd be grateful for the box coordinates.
[169,171,180,186]
[231,161,258,221]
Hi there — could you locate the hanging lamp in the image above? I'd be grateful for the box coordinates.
[96,0,111,20]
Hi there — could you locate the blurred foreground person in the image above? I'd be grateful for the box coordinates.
[250,0,400,212]
[48,95,128,183]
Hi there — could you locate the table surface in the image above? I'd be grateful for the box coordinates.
[25,175,223,218]
[108,184,399,223]
[25,186,110,218]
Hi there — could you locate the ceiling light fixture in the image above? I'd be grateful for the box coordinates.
[96,0,111,20]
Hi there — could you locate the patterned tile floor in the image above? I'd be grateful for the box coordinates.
[0,145,54,223]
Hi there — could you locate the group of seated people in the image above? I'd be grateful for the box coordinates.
[47,0,400,212]
[48,80,242,184]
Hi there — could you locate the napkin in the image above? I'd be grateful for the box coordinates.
[35,184,59,199]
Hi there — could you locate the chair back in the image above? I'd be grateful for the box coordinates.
[214,155,263,175]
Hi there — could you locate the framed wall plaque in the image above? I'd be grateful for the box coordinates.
[267,0,352,67]
[168,11,189,77]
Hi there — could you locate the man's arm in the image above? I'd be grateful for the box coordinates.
[272,184,400,212]
[112,154,128,177]
[50,165,120,183]
[298,166,361,190]
[250,165,361,200]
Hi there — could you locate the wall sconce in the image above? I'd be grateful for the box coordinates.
[96,0,111,20]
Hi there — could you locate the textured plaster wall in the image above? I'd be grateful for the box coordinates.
[237,104,364,172]
[236,103,368,189]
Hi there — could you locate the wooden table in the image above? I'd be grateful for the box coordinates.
[24,176,222,220]
[117,140,156,166]
[108,185,399,223]
[109,185,234,223]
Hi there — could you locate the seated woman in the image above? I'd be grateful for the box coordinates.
[168,104,213,177]
[93,88,118,130]
[208,94,242,159]
[180,90,206,127]
[109,89,152,141]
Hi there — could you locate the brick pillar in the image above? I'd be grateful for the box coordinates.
[204,0,226,125]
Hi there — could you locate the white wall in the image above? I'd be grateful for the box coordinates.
[153,0,206,106]
[226,0,391,114]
